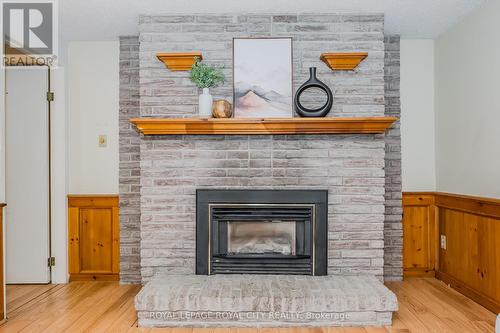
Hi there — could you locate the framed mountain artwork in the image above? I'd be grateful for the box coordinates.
[233,37,293,118]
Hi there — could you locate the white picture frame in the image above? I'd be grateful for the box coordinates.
[233,37,293,118]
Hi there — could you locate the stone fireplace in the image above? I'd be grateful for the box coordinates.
[196,189,328,275]
[119,11,402,327]
[139,133,386,282]
[116,13,404,283]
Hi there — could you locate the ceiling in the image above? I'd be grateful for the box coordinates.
[59,0,486,42]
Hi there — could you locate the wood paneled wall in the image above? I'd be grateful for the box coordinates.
[402,193,437,277]
[403,192,500,313]
[68,195,119,281]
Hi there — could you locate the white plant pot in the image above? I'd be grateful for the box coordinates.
[199,88,213,118]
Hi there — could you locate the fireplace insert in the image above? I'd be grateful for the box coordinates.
[196,190,327,275]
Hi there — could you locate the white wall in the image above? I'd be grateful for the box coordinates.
[400,39,436,192]
[0,67,4,313]
[0,68,5,202]
[68,41,119,194]
[435,0,500,199]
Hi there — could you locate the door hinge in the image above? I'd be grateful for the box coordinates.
[47,91,54,102]
[48,257,56,267]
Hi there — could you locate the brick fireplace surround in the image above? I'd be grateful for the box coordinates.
[119,13,402,286]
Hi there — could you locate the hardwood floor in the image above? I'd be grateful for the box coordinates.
[0,278,496,332]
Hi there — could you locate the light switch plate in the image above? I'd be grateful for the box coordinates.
[440,235,446,249]
[98,135,107,147]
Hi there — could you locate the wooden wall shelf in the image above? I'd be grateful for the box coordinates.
[320,52,368,70]
[156,52,203,71]
[130,117,396,135]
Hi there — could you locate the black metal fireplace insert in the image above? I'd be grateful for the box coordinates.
[196,189,327,275]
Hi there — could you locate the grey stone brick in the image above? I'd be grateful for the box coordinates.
[195,15,236,24]
[119,36,141,284]
[273,15,298,23]
[383,35,402,281]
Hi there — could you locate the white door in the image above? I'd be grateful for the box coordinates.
[5,68,50,283]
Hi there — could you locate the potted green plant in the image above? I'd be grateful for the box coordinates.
[189,59,225,117]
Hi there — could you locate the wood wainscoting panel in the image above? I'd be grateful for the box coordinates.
[80,208,114,273]
[68,195,119,281]
[438,206,500,313]
[403,192,500,313]
[402,193,437,277]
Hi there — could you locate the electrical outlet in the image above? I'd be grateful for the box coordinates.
[98,135,107,148]
[440,235,447,249]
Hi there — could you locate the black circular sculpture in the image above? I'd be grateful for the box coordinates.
[294,67,333,117]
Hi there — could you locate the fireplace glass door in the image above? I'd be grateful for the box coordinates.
[227,221,297,256]
[209,205,313,274]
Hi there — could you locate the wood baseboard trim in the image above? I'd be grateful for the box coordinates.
[404,268,435,278]
[69,274,119,282]
[435,271,500,314]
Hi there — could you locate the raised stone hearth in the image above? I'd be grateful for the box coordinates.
[136,275,397,327]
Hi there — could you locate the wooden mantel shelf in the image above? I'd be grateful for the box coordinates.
[130,117,397,135]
